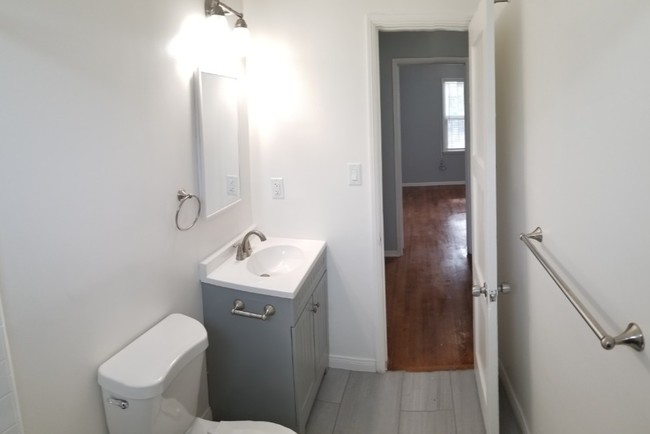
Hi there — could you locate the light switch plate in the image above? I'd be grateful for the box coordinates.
[348,163,362,186]
[226,175,240,197]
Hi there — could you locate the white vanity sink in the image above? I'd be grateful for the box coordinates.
[246,245,305,277]
[199,235,326,298]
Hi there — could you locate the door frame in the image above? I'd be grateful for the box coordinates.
[388,56,469,258]
[367,15,472,371]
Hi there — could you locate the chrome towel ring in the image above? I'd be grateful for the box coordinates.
[175,189,201,231]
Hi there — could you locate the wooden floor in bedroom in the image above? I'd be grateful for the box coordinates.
[385,185,474,371]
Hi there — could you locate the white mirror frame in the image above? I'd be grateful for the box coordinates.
[194,70,242,218]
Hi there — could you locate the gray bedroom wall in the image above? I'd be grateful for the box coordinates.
[400,63,466,184]
[379,31,468,253]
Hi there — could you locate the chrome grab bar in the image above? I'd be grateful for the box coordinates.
[520,227,644,352]
[231,299,276,321]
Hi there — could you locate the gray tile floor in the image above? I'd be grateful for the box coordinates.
[306,369,522,434]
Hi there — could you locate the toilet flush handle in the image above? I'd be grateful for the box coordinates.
[107,397,129,410]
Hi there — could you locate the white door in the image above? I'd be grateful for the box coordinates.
[469,0,499,433]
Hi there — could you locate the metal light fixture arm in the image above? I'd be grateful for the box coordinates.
[205,0,244,19]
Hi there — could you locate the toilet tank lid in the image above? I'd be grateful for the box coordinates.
[97,313,208,400]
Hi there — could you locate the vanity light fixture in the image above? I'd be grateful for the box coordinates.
[204,0,250,54]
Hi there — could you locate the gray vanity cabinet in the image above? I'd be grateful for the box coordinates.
[292,273,328,428]
[201,253,328,434]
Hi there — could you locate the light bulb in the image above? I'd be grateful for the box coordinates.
[232,22,250,57]
[205,14,229,41]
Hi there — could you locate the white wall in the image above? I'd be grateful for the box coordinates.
[0,296,23,434]
[495,1,650,433]
[245,0,479,370]
[0,0,251,433]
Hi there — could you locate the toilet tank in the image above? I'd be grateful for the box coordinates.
[98,314,209,434]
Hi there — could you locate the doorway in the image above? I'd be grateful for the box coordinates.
[378,30,473,371]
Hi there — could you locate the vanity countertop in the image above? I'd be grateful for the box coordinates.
[199,236,326,299]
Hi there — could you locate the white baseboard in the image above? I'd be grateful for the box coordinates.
[384,250,402,257]
[402,181,466,187]
[499,360,531,434]
[329,355,377,372]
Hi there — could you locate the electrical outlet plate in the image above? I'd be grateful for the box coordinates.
[271,177,284,199]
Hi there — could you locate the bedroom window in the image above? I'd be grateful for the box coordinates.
[442,79,466,152]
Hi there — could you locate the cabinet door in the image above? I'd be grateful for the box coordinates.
[313,275,329,381]
[292,304,316,433]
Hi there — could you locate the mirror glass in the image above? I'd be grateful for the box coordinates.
[194,71,241,218]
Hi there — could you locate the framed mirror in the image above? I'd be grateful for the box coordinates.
[194,70,241,218]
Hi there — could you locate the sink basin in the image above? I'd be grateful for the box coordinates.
[247,245,305,277]
[199,235,326,299]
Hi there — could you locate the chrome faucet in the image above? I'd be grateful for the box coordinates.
[236,230,267,260]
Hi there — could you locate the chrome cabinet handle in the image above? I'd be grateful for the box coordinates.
[231,299,276,321]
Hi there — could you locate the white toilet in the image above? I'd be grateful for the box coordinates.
[97,313,297,434]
